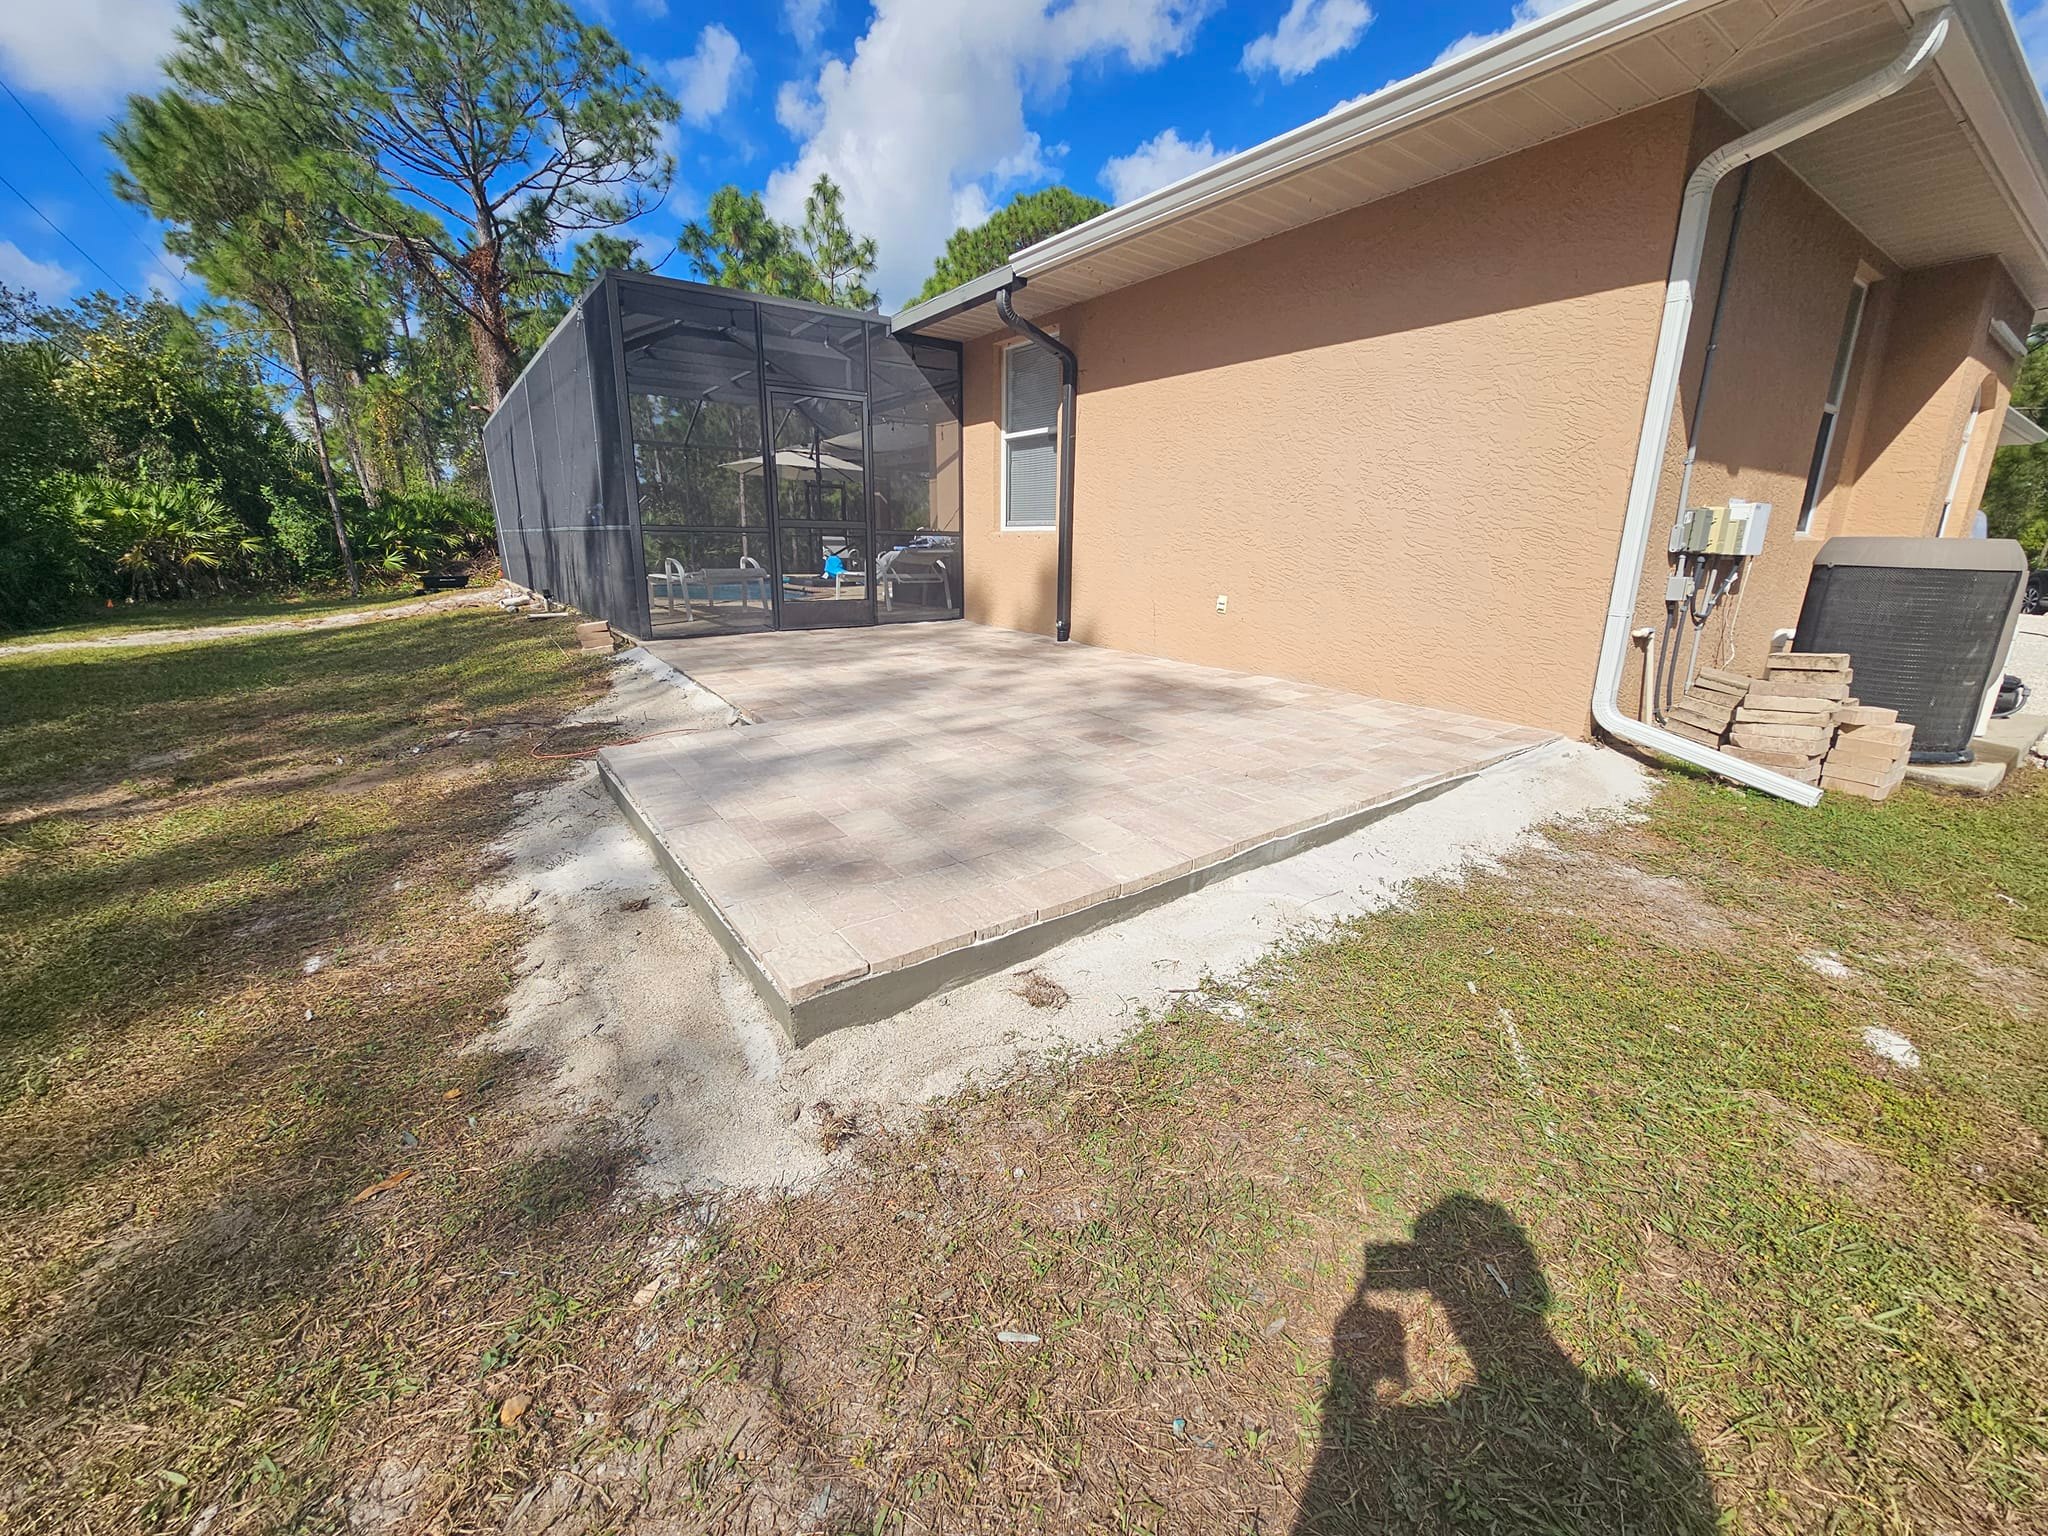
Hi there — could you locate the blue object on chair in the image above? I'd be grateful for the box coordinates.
[823,552,845,580]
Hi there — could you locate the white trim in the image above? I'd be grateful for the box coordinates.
[896,0,2048,337]
[2001,403,2048,446]
[894,0,1725,335]
[1991,317,2029,360]
[998,332,1060,533]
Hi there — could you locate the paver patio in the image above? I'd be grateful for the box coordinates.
[600,624,1552,1039]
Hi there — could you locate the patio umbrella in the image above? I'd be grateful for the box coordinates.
[719,448,865,481]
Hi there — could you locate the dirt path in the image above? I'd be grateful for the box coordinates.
[0,585,514,655]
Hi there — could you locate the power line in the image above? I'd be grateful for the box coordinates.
[0,78,198,288]
[0,169,135,297]
[0,80,126,222]
[0,107,442,414]
[0,162,302,390]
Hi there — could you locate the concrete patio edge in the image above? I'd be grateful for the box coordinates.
[601,745,1540,1046]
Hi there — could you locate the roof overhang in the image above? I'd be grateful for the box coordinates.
[2001,404,2048,447]
[893,0,2048,342]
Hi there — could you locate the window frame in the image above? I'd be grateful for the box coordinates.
[999,332,1061,533]
[1795,278,1870,536]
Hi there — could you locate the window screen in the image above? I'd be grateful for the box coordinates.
[1002,340,1060,529]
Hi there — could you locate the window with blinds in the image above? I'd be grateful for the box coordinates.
[1001,338,1060,529]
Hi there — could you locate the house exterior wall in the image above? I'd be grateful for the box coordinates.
[1846,257,2029,540]
[1621,228,2027,707]
[960,98,1698,736]
[955,92,2031,737]
[1620,101,1900,712]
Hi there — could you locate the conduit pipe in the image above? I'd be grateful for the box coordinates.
[1590,8,1953,806]
[996,283,1078,642]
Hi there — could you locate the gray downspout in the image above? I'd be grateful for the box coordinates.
[996,284,1077,642]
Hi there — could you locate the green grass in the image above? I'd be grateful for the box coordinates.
[0,617,2042,1534]
[2,585,431,646]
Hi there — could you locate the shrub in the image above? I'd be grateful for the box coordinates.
[352,489,494,576]
[68,473,266,600]
[265,489,340,583]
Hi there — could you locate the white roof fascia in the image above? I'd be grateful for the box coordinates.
[900,0,1721,326]
[896,0,2048,331]
[892,264,1017,336]
[2001,405,2047,447]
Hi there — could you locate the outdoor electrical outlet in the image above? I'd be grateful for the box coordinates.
[1216,594,1229,613]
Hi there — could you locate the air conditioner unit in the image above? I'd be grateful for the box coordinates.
[1792,537,2028,763]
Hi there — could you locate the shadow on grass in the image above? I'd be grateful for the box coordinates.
[1294,1195,1718,1535]
[0,610,619,1432]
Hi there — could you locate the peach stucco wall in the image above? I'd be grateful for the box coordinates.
[1621,108,1899,711]
[1623,245,2026,705]
[961,98,1698,736]
[956,92,2031,737]
[1848,258,2028,540]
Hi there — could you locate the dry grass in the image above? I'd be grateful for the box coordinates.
[1012,968,1071,1010]
[2,615,2044,1535]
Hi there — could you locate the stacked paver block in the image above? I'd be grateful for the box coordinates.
[1724,653,1853,785]
[1663,668,1752,747]
[1823,706,1915,800]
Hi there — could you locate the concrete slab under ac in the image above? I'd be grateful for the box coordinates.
[603,624,1555,1042]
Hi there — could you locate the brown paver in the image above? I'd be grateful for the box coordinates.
[601,624,1551,1040]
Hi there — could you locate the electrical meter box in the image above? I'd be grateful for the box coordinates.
[1672,500,1772,557]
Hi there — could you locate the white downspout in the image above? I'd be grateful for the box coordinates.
[1590,10,1953,807]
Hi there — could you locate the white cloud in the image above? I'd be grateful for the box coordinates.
[786,0,830,49]
[140,245,192,299]
[667,23,748,127]
[0,239,80,302]
[950,184,995,231]
[1241,0,1373,82]
[0,0,181,115]
[766,0,1212,305]
[776,78,823,136]
[1100,127,1228,203]
[2018,3,2048,87]
[1434,0,1576,67]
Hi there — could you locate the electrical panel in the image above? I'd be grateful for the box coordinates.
[1671,499,1772,557]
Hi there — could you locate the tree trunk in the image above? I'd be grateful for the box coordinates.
[395,306,440,488]
[337,372,380,499]
[282,290,361,599]
[462,241,519,411]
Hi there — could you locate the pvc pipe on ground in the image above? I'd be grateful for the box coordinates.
[1589,9,1954,806]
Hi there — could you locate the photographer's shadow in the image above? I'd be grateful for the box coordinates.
[1293,1194,1719,1534]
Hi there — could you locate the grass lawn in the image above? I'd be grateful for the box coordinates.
[1,612,2043,1534]
[2,586,434,646]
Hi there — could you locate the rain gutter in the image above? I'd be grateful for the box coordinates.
[1590,9,1954,807]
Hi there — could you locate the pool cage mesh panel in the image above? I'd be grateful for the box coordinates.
[483,298,639,628]
[483,273,963,639]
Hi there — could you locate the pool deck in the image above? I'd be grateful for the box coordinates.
[600,624,1552,1042]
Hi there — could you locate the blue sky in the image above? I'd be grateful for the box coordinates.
[4,0,2048,312]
